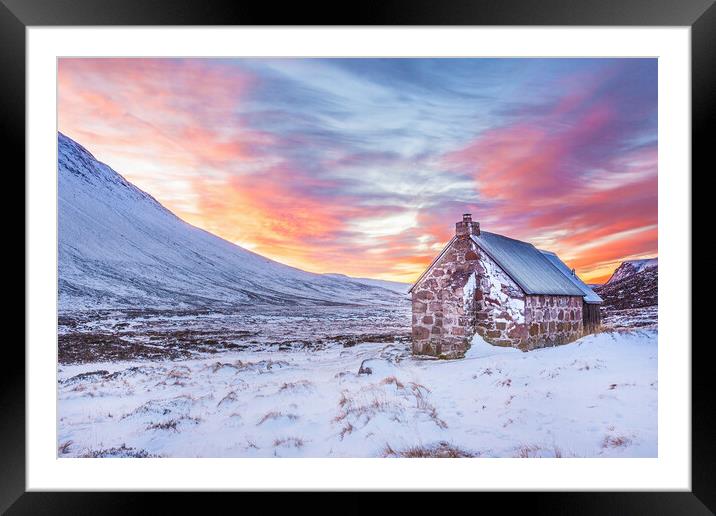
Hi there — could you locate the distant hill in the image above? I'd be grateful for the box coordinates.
[595,260,658,310]
[58,132,406,310]
[323,274,410,294]
[605,258,657,285]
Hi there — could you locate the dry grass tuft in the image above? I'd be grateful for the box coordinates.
[210,362,238,373]
[257,411,299,426]
[278,380,314,392]
[407,381,431,395]
[513,444,571,458]
[146,419,179,432]
[338,391,350,408]
[333,387,401,437]
[334,380,446,436]
[338,422,355,440]
[514,444,542,458]
[217,391,238,408]
[273,437,305,448]
[601,435,632,449]
[167,367,191,379]
[412,384,447,429]
[380,376,405,389]
[80,445,162,458]
[58,440,73,455]
[383,442,475,458]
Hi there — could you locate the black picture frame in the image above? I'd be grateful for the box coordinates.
[5,0,711,512]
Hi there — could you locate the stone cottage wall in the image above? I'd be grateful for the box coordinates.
[412,237,585,355]
[411,237,479,358]
[471,250,527,348]
[523,295,583,349]
[411,238,528,357]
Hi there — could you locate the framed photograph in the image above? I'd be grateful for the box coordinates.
[8,0,711,511]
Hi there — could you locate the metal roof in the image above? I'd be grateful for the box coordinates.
[539,250,603,304]
[470,232,585,297]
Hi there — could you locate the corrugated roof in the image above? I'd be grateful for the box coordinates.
[539,250,603,304]
[471,232,585,296]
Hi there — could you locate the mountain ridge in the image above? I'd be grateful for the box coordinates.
[58,132,406,310]
[605,258,657,285]
[595,260,658,310]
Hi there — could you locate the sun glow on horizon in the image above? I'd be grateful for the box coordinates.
[59,58,657,284]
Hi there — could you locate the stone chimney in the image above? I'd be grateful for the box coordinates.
[455,213,480,238]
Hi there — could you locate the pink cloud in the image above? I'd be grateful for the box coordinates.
[58,58,657,283]
[442,75,657,282]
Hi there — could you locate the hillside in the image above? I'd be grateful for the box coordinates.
[606,258,657,285]
[595,264,658,310]
[58,133,406,310]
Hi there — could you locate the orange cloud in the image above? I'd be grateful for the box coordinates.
[58,58,657,285]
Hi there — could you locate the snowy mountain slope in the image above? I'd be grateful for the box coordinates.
[596,264,658,311]
[58,133,406,310]
[606,258,657,285]
[323,273,410,294]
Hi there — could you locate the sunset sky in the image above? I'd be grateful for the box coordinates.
[58,58,657,284]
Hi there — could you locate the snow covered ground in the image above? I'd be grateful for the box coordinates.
[58,309,657,458]
[602,306,658,331]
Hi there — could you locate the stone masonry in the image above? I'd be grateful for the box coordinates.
[471,249,527,348]
[411,234,480,358]
[523,295,583,349]
[411,214,588,356]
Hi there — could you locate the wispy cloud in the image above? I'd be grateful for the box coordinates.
[59,58,657,283]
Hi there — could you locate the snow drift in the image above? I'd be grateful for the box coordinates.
[58,328,658,458]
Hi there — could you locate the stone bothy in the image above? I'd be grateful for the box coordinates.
[409,214,603,357]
